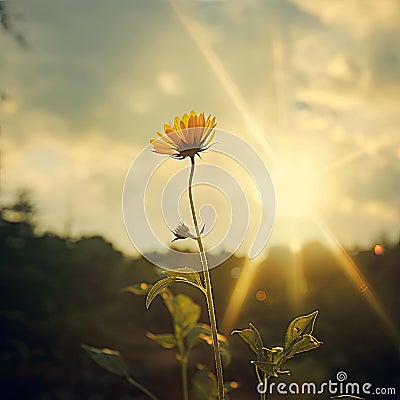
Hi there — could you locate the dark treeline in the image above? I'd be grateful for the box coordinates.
[1,196,399,399]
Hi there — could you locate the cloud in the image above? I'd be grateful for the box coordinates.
[325,196,399,247]
[343,160,400,205]
[157,71,185,96]
[290,0,400,38]
[0,97,19,114]
[126,90,155,114]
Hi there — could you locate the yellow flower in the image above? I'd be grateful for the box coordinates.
[150,110,216,159]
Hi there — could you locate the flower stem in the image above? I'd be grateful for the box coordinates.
[177,341,189,400]
[260,373,267,400]
[126,376,159,400]
[188,156,225,400]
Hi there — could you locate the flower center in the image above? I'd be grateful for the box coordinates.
[179,148,202,158]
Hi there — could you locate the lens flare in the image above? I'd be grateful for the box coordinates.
[374,244,385,255]
[255,290,267,301]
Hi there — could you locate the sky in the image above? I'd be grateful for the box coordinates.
[1,0,399,257]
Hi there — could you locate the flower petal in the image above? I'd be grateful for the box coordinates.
[200,120,216,146]
[188,114,195,129]
[156,131,175,145]
[164,124,174,133]
[151,141,176,155]
[203,129,216,147]
[182,113,190,127]
[151,139,172,146]
[174,116,181,132]
[165,129,183,147]
[183,128,195,148]
[198,113,205,127]
[193,127,203,146]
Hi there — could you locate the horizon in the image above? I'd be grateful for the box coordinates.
[1,198,397,259]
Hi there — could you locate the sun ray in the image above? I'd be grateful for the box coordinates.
[317,134,397,177]
[169,0,276,167]
[272,37,287,135]
[221,258,260,331]
[288,223,306,311]
[316,148,365,177]
[312,214,400,344]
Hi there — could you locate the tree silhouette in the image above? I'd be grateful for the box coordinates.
[2,190,36,225]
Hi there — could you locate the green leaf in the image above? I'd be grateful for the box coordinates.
[187,323,213,348]
[165,267,204,291]
[263,346,284,364]
[170,293,201,338]
[191,364,238,400]
[146,278,176,309]
[187,323,231,366]
[191,364,218,400]
[231,323,264,360]
[286,334,321,358]
[284,311,318,351]
[219,343,232,367]
[81,344,128,377]
[146,332,178,349]
[121,282,151,296]
[82,345,159,400]
[251,360,278,377]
